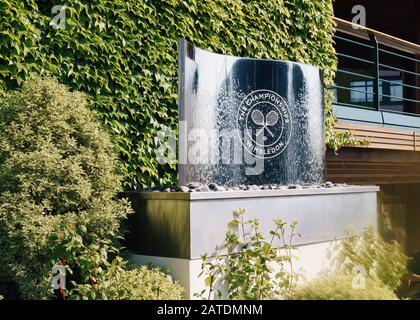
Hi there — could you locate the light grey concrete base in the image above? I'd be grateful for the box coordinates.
[129,254,205,299]
[125,186,379,299]
[125,186,379,259]
[129,241,340,299]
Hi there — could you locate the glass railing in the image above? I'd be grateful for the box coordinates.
[332,18,420,117]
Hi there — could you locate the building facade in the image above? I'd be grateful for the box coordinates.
[329,0,420,255]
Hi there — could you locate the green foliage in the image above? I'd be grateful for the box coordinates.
[197,209,302,300]
[70,258,183,300]
[0,0,339,188]
[0,76,128,299]
[0,77,184,300]
[293,275,398,300]
[326,129,369,153]
[330,226,409,293]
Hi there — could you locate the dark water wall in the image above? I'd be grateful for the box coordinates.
[178,39,325,186]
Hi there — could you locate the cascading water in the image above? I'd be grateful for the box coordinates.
[178,39,325,187]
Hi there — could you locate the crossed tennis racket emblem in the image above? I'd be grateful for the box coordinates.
[251,109,279,138]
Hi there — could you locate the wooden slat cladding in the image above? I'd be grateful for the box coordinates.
[326,147,420,185]
[334,123,420,152]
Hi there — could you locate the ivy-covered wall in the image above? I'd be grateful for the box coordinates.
[0,0,337,189]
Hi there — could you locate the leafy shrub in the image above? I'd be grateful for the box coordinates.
[0,0,340,188]
[197,209,302,300]
[293,275,398,300]
[329,226,409,293]
[0,77,183,300]
[70,258,183,300]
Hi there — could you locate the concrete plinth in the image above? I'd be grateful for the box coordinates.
[124,186,379,299]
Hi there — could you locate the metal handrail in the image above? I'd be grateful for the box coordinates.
[331,84,375,95]
[379,94,419,104]
[334,34,374,49]
[334,17,420,55]
[379,63,420,77]
[379,47,420,64]
[333,17,420,115]
[380,78,420,91]
[334,101,376,110]
[336,69,375,80]
[337,52,375,65]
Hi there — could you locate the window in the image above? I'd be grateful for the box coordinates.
[389,80,403,102]
[350,81,383,103]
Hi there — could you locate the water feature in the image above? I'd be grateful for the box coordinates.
[178,39,325,186]
[125,39,379,298]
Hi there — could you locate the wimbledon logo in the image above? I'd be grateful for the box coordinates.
[236,89,292,159]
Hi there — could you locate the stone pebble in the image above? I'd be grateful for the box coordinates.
[140,181,349,192]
